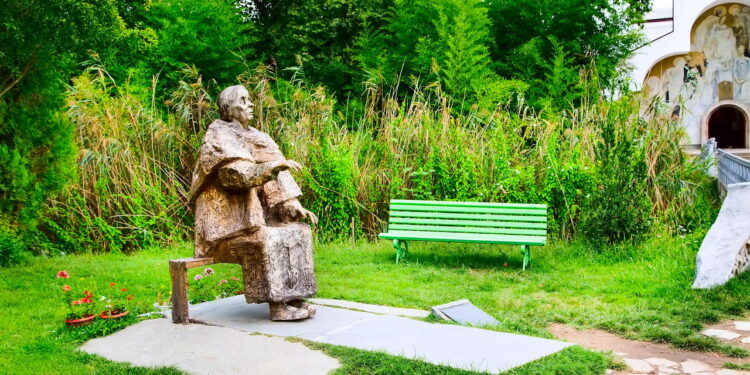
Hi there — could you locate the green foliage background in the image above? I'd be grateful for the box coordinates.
[0,0,720,264]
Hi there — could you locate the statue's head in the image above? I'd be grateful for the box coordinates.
[218,85,254,126]
[729,5,741,16]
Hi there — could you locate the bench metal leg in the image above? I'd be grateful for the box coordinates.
[393,240,408,263]
[521,245,531,271]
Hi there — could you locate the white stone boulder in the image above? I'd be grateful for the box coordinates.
[693,182,750,289]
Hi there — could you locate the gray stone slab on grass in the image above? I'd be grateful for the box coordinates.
[310,298,430,318]
[187,296,376,338]
[80,318,339,375]
[432,299,499,326]
[310,314,571,373]
[188,296,573,374]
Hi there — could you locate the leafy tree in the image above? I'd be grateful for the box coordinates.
[357,0,525,108]
[486,0,650,109]
[435,1,494,99]
[239,0,393,95]
[0,0,127,260]
[140,0,257,97]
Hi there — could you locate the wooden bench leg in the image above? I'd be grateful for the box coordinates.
[169,261,190,323]
[168,257,215,324]
[521,245,531,271]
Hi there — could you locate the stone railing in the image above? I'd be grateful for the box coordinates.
[717,149,750,189]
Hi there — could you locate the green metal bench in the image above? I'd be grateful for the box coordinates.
[378,199,548,270]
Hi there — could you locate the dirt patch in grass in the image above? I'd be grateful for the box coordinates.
[549,323,750,372]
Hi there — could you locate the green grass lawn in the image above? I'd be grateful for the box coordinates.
[3,233,750,374]
[316,234,750,356]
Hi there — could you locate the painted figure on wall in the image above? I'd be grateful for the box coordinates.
[645,4,750,145]
[734,47,750,101]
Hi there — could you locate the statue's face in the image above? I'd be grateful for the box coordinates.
[232,88,254,126]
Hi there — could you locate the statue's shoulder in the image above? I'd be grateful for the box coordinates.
[206,119,234,132]
[203,120,241,140]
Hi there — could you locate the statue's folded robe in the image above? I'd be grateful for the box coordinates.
[187,119,316,303]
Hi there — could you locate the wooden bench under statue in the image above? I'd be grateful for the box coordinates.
[170,84,318,323]
[169,257,214,323]
[379,199,548,270]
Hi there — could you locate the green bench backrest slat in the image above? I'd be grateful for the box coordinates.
[389,204,545,216]
[390,217,546,229]
[390,211,547,223]
[391,199,546,209]
[388,224,546,236]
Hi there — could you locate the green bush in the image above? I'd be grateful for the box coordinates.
[0,0,133,264]
[582,110,652,244]
[0,218,25,266]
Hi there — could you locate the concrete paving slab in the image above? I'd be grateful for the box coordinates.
[309,298,430,318]
[187,296,376,338]
[188,296,573,373]
[702,329,742,340]
[80,318,340,375]
[736,321,750,331]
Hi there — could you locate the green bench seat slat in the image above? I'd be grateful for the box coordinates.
[390,217,547,229]
[379,230,546,246]
[390,211,547,222]
[390,204,546,215]
[391,199,547,209]
[388,224,546,236]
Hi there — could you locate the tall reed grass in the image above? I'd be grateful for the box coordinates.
[39,65,718,254]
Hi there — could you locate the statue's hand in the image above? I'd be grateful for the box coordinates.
[271,160,303,173]
[300,208,318,225]
[284,160,303,172]
[279,200,318,225]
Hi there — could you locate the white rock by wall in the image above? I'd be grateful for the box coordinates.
[693,182,750,289]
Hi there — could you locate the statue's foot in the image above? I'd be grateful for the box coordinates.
[290,300,316,317]
[269,302,309,321]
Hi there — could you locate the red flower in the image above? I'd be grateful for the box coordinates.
[121,288,127,292]
[72,300,83,305]
[109,282,115,287]
[62,285,71,292]
[83,290,91,296]
[82,297,92,304]
[503,263,508,268]
[56,270,69,279]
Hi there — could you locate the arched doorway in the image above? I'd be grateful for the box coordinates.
[707,105,747,148]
